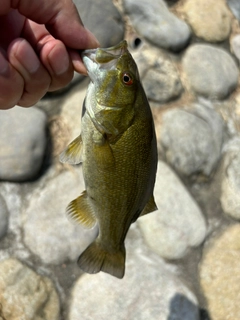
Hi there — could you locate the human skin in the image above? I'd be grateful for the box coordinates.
[0,0,99,109]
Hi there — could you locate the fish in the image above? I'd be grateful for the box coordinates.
[60,40,158,279]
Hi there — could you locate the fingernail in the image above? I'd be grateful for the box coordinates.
[85,28,100,48]
[13,40,40,73]
[0,52,9,75]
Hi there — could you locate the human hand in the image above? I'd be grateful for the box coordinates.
[0,0,99,109]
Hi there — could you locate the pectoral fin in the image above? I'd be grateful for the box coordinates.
[140,195,158,217]
[93,138,115,169]
[59,135,83,164]
[67,191,96,229]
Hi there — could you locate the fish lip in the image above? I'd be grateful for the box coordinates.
[81,40,128,60]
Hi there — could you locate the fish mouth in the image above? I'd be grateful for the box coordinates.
[82,41,128,81]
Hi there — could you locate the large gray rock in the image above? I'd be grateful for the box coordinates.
[231,34,240,62]
[138,161,206,260]
[0,258,60,320]
[221,149,240,220]
[69,226,200,320]
[158,101,223,177]
[0,194,8,240]
[22,167,98,264]
[227,0,240,20]
[0,107,47,182]
[123,0,191,51]
[182,44,239,99]
[74,0,124,47]
[132,45,183,103]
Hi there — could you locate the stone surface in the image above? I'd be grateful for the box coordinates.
[22,167,98,264]
[158,101,223,177]
[123,0,191,51]
[221,150,240,220]
[182,0,232,42]
[0,107,47,182]
[227,0,240,20]
[132,45,183,102]
[182,44,239,99]
[69,226,200,320]
[138,161,206,260]
[231,34,240,62]
[200,224,240,320]
[0,258,60,320]
[0,194,8,240]
[74,0,124,47]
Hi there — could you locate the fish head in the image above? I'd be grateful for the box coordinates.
[82,41,140,109]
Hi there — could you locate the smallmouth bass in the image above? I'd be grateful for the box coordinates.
[60,40,157,279]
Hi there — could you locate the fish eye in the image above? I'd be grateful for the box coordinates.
[122,73,133,85]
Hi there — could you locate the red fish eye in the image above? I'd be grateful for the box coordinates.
[122,73,133,85]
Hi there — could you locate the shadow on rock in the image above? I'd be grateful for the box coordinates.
[167,293,211,320]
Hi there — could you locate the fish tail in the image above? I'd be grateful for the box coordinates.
[77,241,126,279]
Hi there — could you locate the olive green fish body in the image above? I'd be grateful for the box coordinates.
[60,41,157,278]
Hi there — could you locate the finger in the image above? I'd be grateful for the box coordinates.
[0,50,24,109]
[7,38,51,107]
[2,0,99,49]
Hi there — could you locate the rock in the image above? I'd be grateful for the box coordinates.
[132,45,183,103]
[158,100,223,177]
[182,44,239,100]
[200,225,240,320]
[221,149,240,220]
[22,167,98,265]
[231,34,240,62]
[138,161,206,260]
[0,194,8,240]
[0,107,47,182]
[182,0,232,42]
[74,0,124,47]
[69,226,200,320]
[0,258,60,320]
[123,0,191,51]
[227,0,240,20]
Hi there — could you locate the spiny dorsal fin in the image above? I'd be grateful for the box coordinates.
[67,191,96,229]
[140,195,158,217]
[59,134,83,165]
[78,241,125,279]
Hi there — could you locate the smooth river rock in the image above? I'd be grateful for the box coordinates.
[123,0,191,51]
[182,0,232,42]
[0,194,8,240]
[0,107,47,182]
[200,224,240,320]
[22,167,98,265]
[158,101,223,177]
[227,0,240,20]
[182,44,239,99]
[69,226,200,320]
[138,161,206,260]
[0,258,60,320]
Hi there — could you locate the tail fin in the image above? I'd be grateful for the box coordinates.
[77,241,126,279]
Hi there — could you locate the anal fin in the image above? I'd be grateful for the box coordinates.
[140,195,158,217]
[59,134,83,165]
[67,191,96,229]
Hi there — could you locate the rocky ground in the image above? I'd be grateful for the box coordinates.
[1,0,240,319]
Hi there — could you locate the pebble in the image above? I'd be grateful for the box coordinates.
[182,44,239,99]
[123,0,191,51]
[182,0,232,42]
[22,167,98,265]
[0,194,8,240]
[0,258,60,320]
[0,107,47,182]
[69,226,200,320]
[132,45,183,103]
[200,224,240,320]
[227,0,240,20]
[221,150,240,220]
[231,34,240,62]
[157,101,223,177]
[74,0,124,47]
[138,161,206,260]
